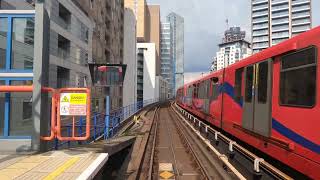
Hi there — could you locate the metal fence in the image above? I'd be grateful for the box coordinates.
[51,98,158,150]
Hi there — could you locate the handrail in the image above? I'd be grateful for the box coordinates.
[53,98,159,150]
[175,103,293,180]
[0,85,57,140]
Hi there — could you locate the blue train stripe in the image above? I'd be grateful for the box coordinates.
[221,82,320,154]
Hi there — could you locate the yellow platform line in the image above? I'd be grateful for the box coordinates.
[43,157,80,180]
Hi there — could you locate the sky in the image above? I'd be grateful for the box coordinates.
[148,0,320,73]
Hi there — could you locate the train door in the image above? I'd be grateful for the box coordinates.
[203,80,210,114]
[242,59,272,137]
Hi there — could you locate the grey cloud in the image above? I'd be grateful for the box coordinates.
[148,0,320,72]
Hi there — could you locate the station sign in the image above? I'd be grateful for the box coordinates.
[60,93,87,116]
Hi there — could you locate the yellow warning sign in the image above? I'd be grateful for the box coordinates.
[70,93,87,105]
[60,93,87,116]
[159,171,174,179]
[61,96,70,103]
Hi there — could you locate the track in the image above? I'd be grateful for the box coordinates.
[141,103,237,180]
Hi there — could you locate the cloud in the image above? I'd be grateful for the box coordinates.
[148,0,320,73]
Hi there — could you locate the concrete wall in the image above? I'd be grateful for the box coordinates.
[123,8,137,107]
[148,5,160,76]
[155,76,169,101]
[125,0,148,42]
[137,43,156,101]
[45,0,93,89]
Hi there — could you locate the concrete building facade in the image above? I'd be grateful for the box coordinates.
[252,0,312,53]
[155,76,170,101]
[148,5,161,75]
[214,40,252,71]
[1,0,94,89]
[0,0,95,150]
[212,27,252,71]
[71,0,125,110]
[123,8,137,107]
[125,0,149,42]
[137,43,160,101]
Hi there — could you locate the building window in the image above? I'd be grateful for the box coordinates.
[59,3,71,25]
[11,18,35,70]
[10,80,33,136]
[280,46,317,107]
[57,66,70,88]
[0,18,7,69]
[58,35,70,60]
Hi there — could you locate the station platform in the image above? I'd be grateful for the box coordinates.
[0,136,136,180]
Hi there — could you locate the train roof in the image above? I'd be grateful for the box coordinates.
[183,26,320,88]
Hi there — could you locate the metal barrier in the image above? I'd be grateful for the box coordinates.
[0,85,56,140]
[52,98,159,150]
[56,88,91,141]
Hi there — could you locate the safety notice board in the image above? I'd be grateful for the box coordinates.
[60,93,87,116]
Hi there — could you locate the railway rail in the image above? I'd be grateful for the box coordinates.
[138,103,238,179]
[174,102,293,180]
[133,102,294,180]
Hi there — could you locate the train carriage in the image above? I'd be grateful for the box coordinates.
[176,26,320,179]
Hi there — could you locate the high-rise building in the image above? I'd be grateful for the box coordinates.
[167,13,184,96]
[212,27,252,71]
[210,57,218,72]
[160,22,173,97]
[125,1,161,74]
[72,0,125,110]
[1,0,125,111]
[125,0,149,42]
[252,0,312,53]
[148,5,161,75]
[160,13,184,97]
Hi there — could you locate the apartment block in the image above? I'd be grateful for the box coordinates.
[212,27,252,71]
[252,0,312,53]
[73,0,125,110]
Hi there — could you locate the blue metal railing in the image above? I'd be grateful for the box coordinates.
[52,98,158,150]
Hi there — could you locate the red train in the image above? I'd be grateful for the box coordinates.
[176,26,320,179]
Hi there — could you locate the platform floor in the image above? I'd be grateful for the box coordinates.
[0,150,107,180]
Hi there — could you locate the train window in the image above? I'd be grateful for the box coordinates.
[280,46,317,107]
[235,68,243,103]
[212,84,219,100]
[188,86,193,97]
[211,78,219,101]
[245,66,254,102]
[194,84,199,98]
[206,80,211,98]
[258,61,268,103]
[199,82,203,98]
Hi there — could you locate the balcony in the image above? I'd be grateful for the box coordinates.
[252,0,268,5]
[271,0,289,6]
[292,0,310,6]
